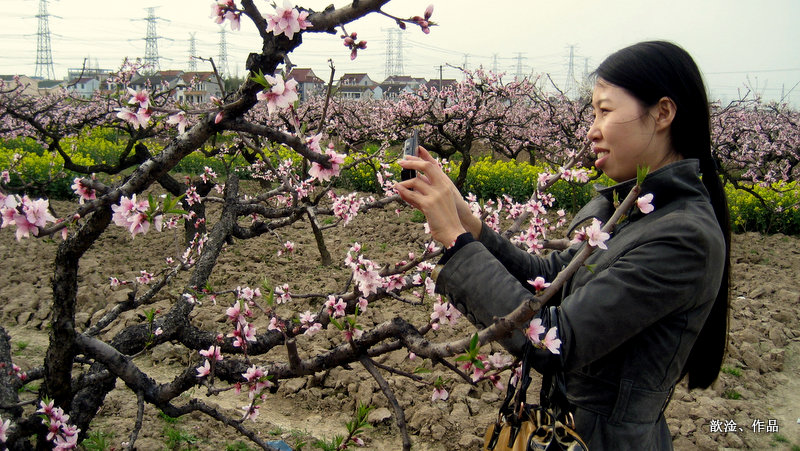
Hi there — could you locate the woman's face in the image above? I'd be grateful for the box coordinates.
[588,80,675,182]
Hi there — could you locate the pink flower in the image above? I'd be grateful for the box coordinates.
[214,111,224,124]
[166,111,189,134]
[304,322,322,336]
[527,276,550,292]
[265,0,311,40]
[0,416,9,443]
[525,318,546,343]
[430,300,449,323]
[225,10,241,31]
[487,352,513,370]
[116,108,144,128]
[256,74,299,114]
[24,196,55,228]
[242,365,264,382]
[584,218,610,250]
[299,310,316,326]
[1,170,9,183]
[196,360,211,378]
[199,345,223,361]
[71,178,96,203]
[542,327,561,354]
[242,404,260,421]
[431,387,448,402]
[309,147,345,181]
[127,87,149,109]
[637,193,655,214]
[333,298,347,318]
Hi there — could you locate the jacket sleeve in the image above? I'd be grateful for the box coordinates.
[434,240,564,359]
[476,222,581,287]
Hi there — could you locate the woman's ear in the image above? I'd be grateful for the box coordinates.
[652,96,677,132]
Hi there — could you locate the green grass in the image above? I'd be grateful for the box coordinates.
[722,389,741,400]
[13,340,29,356]
[410,210,426,223]
[226,441,255,451]
[81,430,115,451]
[720,366,742,377]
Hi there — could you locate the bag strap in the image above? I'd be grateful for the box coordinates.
[495,340,535,419]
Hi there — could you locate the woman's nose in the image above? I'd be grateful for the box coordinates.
[587,122,601,142]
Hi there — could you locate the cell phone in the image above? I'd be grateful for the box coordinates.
[400,129,419,181]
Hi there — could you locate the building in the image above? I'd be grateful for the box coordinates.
[0,75,40,96]
[67,77,101,99]
[287,68,326,101]
[374,75,426,100]
[423,78,458,91]
[335,73,378,100]
[175,71,223,104]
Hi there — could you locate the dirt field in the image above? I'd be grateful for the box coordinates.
[1,195,799,450]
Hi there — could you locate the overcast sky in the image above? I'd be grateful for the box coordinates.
[2,0,799,105]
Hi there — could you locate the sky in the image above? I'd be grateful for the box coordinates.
[2,0,799,106]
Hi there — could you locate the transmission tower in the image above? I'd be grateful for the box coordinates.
[393,30,404,76]
[142,7,164,74]
[35,0,56,79]
[383,29,404,78]
[188,33,198,71]
[514,53,526,80]
[564,45,577,97]
[492,54,498,73]
[218,29,230,77]
[384,28,394,78]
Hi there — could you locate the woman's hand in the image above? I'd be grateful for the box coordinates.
[395,147,479,245]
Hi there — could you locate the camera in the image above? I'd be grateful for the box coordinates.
[400,129,419,181]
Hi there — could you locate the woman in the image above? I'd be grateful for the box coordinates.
[395,41,730,450]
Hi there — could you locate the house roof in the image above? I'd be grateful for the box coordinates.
[338,73,374,85]
[382,75,427,85]
[424,79,458,90]
[180,72,216,83]
[158,70,184,78]
[69,77,97,84]
[288,68,325,84]
[336,85,375,93]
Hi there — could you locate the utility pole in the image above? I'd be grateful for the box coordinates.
[35,0,56,79]
[492,54,498,73]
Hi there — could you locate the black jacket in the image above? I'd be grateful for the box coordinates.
[434,159,725,450]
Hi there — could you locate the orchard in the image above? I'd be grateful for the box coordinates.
[1,1,799,450]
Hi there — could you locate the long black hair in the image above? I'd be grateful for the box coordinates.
[594,41,731,389]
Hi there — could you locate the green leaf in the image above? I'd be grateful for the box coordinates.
[330,318,343,330]
[637,165,650,185]
[454,354,471,362]
[468,332,480,353]
[413,367,432,374]
[585,263,597,274]
[250,69,271,89]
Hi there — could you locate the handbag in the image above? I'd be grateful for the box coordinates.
[483,342,589,451]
